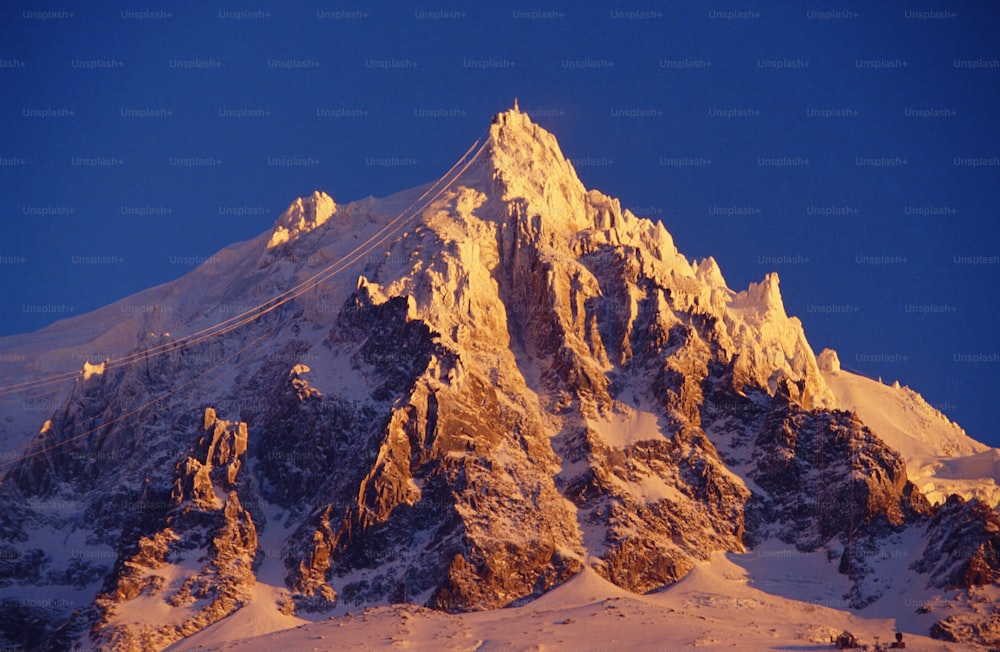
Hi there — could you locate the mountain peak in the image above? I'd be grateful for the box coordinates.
[730,271,786,318]
[492,99,526,123]
[266,190,337,249]
[817,348,841,373]
[4,107,999,651]
[486,105,590,230]
[489,103,541,142]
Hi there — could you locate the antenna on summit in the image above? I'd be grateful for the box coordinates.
[513,97,519,111]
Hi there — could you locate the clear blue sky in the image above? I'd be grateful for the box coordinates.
[1,2,998,445]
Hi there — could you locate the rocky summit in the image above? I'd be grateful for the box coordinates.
[0,107,998,650]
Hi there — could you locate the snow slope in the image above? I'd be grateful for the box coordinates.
[194,554,972,651]
[163,582,308,652]
[819,348,1000,507]
[2,106,999,651]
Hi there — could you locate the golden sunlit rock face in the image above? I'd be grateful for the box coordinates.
[0,109,997,651]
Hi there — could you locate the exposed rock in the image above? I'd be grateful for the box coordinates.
[914,494,1000,590]
[91,409,258,651]
[266,190,337,250]
[0,106,997,650]
[817,348,841,373]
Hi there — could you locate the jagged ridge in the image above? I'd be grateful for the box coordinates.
[0,106,997,650]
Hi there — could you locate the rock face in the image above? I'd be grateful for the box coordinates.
[742,381,935,607]
[266,190,337,250]
[913,494,1000,645]
[0,107,998,650]
[916,494,1000,590]
[90,408,258,651]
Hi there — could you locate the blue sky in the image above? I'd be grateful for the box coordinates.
[1,2,998,445]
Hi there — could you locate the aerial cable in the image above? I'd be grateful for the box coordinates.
[0,314,290,480]
[0,134,485,396]
[0,133,489,399]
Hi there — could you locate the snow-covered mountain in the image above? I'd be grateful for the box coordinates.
[0,106,998,651]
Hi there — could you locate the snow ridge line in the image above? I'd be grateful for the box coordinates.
[0,134,488,477]
[0,135,488,400]
[0,316,289,480]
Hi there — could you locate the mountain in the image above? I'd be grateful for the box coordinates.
[0,106,998,651]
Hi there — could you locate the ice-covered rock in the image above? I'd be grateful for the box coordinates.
[0,105,997,650]
[817,348,841,373]
[266,190,337,249]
